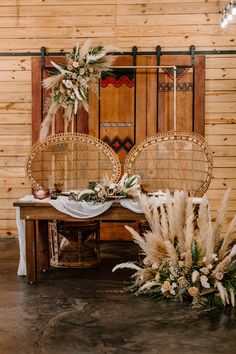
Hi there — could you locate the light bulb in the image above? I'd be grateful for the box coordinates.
[223,16,229,26]
[221,20,226,28]
[227,11,233,21]
[232,2,236,15]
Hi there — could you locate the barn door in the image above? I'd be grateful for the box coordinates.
[31,53,205,240]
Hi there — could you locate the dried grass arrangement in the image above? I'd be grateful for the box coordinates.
[40,40,117,140]
[113,190,236,307]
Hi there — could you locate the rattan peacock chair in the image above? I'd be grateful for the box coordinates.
[26,132,121,268]
[124,131,213,239]
[124,131,213,198]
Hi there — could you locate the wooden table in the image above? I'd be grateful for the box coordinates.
[13,200,144,283]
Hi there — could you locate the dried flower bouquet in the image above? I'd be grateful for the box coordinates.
[113,190,236,307]
[69,174,141,202]
[40,40,116,140]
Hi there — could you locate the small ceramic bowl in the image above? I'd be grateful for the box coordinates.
[33,188,50,199]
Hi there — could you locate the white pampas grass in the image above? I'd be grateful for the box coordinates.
[184,198,194,269]
[219,214,236,259]
[112,262,142,273]
[139,280,158,291]
[196,197,209,256]
[79,39,93,61]
[42,73,65,90]
[39,101,59,140]
[212,188,231,248]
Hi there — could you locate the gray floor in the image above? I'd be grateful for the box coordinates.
[0,238,236,354]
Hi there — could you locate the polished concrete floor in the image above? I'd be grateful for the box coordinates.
[0,238,236,354]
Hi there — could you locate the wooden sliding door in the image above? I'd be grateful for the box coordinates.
[31,53,205,240]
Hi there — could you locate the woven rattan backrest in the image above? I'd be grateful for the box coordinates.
[26,133,121,190]
[124,131,213,197]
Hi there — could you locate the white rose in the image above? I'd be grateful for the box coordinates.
[72,61,79,68]
[192,270,200,283]
[200,275,210,289]
[200,267,210,275]
[63,79,73,89]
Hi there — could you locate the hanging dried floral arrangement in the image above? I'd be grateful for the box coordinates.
[40,40,116,140]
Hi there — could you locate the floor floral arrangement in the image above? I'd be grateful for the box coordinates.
[113,190,236,307]
[40,40,116,139]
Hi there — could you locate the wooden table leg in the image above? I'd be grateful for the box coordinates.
[25,219,37,283]
[38,220,50,272]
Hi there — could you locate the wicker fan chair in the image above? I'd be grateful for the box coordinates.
[26,132,121,268]
[124,131,213,197]
[124,131,213,238]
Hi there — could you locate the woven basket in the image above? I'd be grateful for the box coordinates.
[48,220,100,268]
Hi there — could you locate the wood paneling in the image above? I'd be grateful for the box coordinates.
[0,0,236,238]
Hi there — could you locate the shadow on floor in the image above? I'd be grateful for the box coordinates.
[0,238,236,354]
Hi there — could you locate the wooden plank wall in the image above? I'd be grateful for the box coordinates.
[0,0,236,237]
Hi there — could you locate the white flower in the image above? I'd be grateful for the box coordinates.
[200,275,211,289]
[67,64,73,71]
[152,263,159,271]
[207,263,213,270]
[200,267,210,275]
[80,78,88,87]
[192,270,200,283]
[94,185,101,192]
[72,61,79,68]
[79,68,85,75]
[212,253,218,261]
[63,79,73,88]
[214,271,224,280]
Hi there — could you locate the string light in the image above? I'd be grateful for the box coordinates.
[221,1,236,28]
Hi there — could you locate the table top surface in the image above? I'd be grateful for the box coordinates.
[14,199,144,222]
